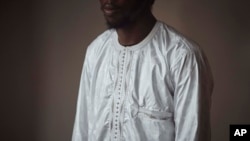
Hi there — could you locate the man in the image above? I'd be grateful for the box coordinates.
[72,0,213,141]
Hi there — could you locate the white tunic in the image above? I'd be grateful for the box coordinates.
[72,21,213,141]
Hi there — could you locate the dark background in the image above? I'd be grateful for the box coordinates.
[1,0,250,141]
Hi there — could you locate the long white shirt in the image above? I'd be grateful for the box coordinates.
[72,21,213,141]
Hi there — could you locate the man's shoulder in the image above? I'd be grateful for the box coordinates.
[159,21,198,46]
[85,29,114,56]
[96,29,114,42]
[157,21,204,68]
[157,21,200,54]
[88,29,113,48]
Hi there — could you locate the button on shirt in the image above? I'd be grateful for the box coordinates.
[72,21,214,141]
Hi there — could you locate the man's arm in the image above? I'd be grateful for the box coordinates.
[72,50,91,141]
[171,41,213,141]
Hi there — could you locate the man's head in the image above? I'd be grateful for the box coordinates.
[99,0,155,29]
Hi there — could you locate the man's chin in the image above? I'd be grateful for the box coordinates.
[106,22,120,29]
[106,19,132,29]
[106,19,122,29]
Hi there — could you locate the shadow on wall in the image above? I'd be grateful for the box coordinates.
[176,0,250,141]
[1,0,38,141]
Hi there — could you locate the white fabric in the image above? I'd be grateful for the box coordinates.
[72,21,213,141]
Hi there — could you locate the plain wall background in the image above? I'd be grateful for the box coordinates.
[1,0,250,141]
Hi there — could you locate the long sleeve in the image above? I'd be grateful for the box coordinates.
[170,41,213,141]
[72,50,92,141]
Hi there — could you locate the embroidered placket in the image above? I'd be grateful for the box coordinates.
[111,48,127,141]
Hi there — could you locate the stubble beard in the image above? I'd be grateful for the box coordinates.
[105,1,151,29]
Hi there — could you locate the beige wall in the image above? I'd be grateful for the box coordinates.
[2,0,250,141]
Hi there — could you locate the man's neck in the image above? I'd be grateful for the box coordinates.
[116,13,156,46]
